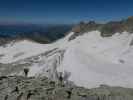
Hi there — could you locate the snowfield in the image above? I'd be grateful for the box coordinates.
[1,31,133,88]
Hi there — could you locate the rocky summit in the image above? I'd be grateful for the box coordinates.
[0,76,133,100]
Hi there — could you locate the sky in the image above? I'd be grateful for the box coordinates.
[0,0,133,24]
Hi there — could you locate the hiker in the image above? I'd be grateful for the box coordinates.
[58,72,64,86]
[24,68,29,77]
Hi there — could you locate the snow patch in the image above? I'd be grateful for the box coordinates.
[1,31,133,88]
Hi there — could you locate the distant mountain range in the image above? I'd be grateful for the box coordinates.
[1,16,133,45]
[0,24,73,45]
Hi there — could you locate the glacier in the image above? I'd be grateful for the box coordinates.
[1,31,133,88]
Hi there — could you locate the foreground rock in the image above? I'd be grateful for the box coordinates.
[0,76,133,100]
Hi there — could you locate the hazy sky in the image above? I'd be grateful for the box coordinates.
[0,0,133,24]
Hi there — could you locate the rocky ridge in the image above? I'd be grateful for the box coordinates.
[70,16,133,40]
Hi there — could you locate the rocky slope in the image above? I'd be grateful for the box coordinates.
[1,76,133,100]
